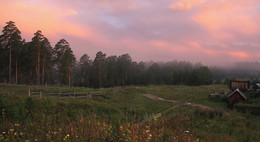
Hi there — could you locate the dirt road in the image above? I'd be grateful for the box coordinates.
[143,94,214,110]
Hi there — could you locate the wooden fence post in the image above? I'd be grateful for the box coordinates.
[74,91,75,98]
[40,91,42,99]
[59,91,61,98]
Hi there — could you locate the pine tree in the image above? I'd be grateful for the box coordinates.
[79,54,92,86]
[40,37,53,84]
[92,51,106,88]
[29,30,44,85]
[0,21,23,83]
[54,39,75,86]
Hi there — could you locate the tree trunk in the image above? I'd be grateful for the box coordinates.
[68,74,71,87]
[37,46,40,85]
[42,55,45,85]
[16,59,18,84]
[35,63,37,84]
[68,66,71,87]
[9,47,12,83]
[99,66,101,88]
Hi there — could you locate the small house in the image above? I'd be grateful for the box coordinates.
[253,83,260,91]
[230,80,250,91]
[227,88,246,105]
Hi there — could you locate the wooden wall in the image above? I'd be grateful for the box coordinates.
[230,81,249,91]
[228,92,245,104]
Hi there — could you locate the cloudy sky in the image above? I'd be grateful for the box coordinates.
[1,0,260,65]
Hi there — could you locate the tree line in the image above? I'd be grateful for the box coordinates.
[0,21,213,88]
[211,62,260,85]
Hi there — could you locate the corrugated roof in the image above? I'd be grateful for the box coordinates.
[227,88,247,99]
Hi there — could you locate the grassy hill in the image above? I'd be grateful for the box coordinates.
[0,84,259,141]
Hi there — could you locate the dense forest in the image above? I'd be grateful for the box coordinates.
[1,21,259,88]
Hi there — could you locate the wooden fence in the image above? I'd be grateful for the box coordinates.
[28,88,109,99]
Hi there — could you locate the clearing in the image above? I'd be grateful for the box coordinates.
[0,84,259,142]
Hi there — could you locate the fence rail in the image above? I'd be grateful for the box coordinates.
[28,89,110,99]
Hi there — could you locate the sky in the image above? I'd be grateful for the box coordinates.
[0,0,260,66]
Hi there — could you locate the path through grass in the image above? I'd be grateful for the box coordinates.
[0,84,259,141]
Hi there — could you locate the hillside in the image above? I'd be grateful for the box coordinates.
[0,84,259,141]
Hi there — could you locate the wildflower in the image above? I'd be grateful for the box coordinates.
[14,124,20,127]
[64,134,70,140]
[119,125,123,131]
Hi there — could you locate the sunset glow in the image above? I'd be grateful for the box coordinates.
[1,0,259,65]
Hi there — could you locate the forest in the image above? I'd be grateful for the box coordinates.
[0,21,214,88]
[1,21,260,88]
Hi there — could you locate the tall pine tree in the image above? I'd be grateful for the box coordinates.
[0,21,23,83]
[29,30,44,85]
[92,51,106,88]
[54,39,75,86]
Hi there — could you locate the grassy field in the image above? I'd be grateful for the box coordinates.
[0,84,259,141]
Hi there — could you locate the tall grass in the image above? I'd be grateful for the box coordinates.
[0,84,259,141]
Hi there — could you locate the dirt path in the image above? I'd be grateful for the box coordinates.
[143,94,214,110]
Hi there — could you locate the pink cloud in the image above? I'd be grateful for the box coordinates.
[168,0,205,12]
[193,11,259,38]
[228,51,249,59]
[1,0,260,65]
[168,1,193,12]
[149,40,168,47]
[192,0,260,40]
[0,1,93,41]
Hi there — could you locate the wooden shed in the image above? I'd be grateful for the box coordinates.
[253,83,260,91]
[227,88,246,105]
[230,80,250,91]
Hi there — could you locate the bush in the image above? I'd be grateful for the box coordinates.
[235,104,260,116]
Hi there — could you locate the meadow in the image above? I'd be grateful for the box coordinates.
[0,84,259,142]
